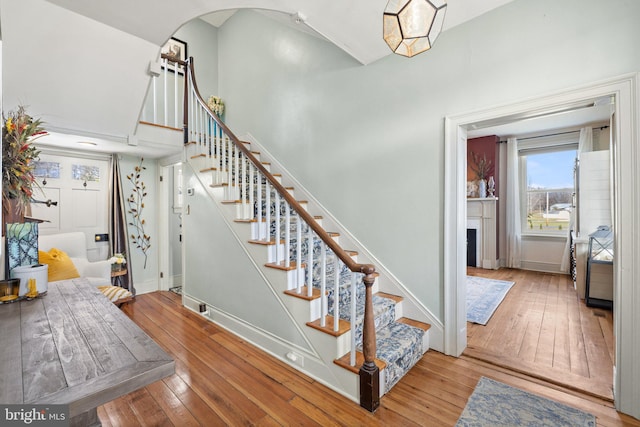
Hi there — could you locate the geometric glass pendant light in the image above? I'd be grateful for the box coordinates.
[383,0,447,57]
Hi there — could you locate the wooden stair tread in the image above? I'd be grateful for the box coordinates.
[221,199,241,204]
[139,120,182,132]
[200,167,217,172]
[306,315,351,337]
[334,351,386,374]
[265,261,305,271]
[284,286,322,301]
[248,239,280,246]
[209,183,228,188]
[345,250,359,257]
[234,218,256,223]
[376,292,403,304]
[397,317,431,332]
[190,153,206,159]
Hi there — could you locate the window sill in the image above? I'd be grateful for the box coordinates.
[522,233,568,240]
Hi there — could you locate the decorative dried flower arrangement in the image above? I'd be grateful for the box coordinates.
[2,106,47,219]
[469,151,494,181]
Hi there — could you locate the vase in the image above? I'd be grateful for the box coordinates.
[478,179,487,198]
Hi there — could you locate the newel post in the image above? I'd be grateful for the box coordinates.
[359,265,379,412]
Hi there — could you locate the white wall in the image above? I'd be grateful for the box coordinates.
[1,0,158,140]
[216,0,640,321]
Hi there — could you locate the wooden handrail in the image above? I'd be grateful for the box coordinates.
[186,58,375,278]
[160,53,187,67]
[184,57,379,411]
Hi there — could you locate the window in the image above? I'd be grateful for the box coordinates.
[520,146,577,235]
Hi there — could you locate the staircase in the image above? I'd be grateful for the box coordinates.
[181,57,431,410]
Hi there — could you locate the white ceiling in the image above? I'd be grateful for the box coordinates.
[45,0,517,65]
[35,0,608,154]
[467,99,613,139]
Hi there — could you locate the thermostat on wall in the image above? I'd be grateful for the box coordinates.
[187,188,195,196]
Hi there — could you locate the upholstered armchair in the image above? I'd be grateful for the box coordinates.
[38,232,111,286]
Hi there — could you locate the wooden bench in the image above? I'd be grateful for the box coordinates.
[0,278,174,426]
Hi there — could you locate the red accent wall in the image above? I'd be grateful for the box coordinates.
[468,135,500,258]
[467,135,500,195]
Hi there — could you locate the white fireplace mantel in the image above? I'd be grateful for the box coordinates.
[467,198,498,269]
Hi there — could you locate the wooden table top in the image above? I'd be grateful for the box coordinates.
[0,278,174,418]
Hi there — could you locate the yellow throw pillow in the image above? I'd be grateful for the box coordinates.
[38,248,81,282]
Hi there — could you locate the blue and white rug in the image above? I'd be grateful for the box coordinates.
[466,275,515,325]
[456,377,596,426]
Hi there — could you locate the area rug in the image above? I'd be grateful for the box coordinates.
[466,275,514,325]
[456,377,596,426]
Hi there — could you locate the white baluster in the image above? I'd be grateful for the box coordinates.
[275,192,281,263]
[241,153,247,217]
[249,162,255,221]
[234,143,240,199]
[296,214,302,291]
[285,202,291,268]
[257,172,263,239]
[334,255,340,332]
[163,59,168,127]
[350,272,357,366]
[265,180,271,243]
[307,225,313,298]
[227,141,233,198]
[174,61,179,128]
[320,242,327,327]
[152,75,157,124]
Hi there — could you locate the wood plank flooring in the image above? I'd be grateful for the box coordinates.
[466,267,614,401]
[98,290,638,426]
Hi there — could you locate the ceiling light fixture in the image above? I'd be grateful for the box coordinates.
[383,0,447,58]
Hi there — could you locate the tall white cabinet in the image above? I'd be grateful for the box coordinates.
[574,150,612,300]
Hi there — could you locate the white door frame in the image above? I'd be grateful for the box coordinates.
[158,153,184,291]
[444,73,639,417]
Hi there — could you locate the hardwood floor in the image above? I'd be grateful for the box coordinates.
[98,290,638,426]
[466,267,614,401]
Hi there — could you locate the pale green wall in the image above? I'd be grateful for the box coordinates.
[174,18,219,99]
[217,1,640,321]
[182,163,312,350]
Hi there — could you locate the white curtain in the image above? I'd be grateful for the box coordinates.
[560,127,593,272]
[506,137,522,268]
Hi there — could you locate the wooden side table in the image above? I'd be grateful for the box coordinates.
[111,267,127,287]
